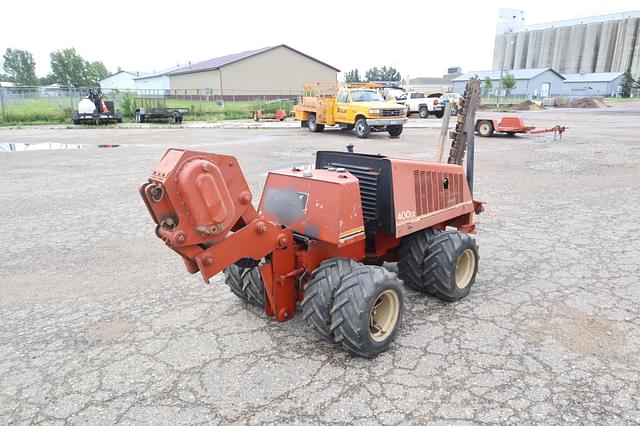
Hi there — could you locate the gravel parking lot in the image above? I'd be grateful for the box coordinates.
[1,104,639,424]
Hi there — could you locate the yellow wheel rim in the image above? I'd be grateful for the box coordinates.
[369,289,400,342]
[455,249,476,289]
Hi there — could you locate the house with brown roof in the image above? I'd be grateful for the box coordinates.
[168,44,339,100]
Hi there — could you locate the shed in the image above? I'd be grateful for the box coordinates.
[561,72,624,97]
[452,68,565,98]
[167,44,339,100]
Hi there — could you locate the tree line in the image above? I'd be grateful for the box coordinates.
[482,75,516,96]
[344,66,401,83]
[1,48,110,87]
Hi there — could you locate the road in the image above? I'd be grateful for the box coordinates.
[1,104,639,424]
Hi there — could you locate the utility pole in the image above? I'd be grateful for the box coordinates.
[0,88,6,121]
[496,36,507,109]
[496,66,504,109]
[496,36,515,109]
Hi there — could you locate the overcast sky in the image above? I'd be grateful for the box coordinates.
[1,0,638,80]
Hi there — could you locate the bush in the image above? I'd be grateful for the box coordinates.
[119,92,136,119]
[263,100,293,114]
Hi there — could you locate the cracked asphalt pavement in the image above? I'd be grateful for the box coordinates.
[1,104,639,424]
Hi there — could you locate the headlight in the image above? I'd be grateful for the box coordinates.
[369,109,381,115]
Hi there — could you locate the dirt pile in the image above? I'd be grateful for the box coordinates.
[554,97,568,107]
[514,100,544,111]
[567,97,609,108]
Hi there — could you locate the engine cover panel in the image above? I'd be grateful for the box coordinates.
[259,168,365,247]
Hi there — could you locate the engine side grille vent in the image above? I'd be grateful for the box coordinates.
[413,170,463,216]
[328,162,379,222]
[315,151,394,234]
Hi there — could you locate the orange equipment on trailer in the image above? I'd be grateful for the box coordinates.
[253,109,287,122]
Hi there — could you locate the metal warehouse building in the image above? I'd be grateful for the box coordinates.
[493,10,640,77]
[167,44,339,99]
[133,65,185,94]
[452,68,565,98]
[562,72,624,97]
[100,71,142,90]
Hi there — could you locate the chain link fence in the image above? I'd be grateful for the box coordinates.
[2,84,638,124]
[0,85,302,124]
[0,86,81,123]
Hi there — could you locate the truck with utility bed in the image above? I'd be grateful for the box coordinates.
[294,83,407,138]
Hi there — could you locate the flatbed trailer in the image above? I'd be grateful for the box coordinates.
[475,116,566,139]
[135,98,186,124]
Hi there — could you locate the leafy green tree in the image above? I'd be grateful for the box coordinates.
[38,75,57,86]
[365,67,380,82]
[50,48,109,86]
[119,91,137,119]
[365,66,401,82]
[0,58,11,82]
[50,48,88,86]
[501,73,516,96]
[86,61,109,84]
[2,48,38,85]
[483,76,493,96]
[620,69,637,98]
[344,69,361,83]
[379,66,401,81]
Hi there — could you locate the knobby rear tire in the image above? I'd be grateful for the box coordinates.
[398,228,441,293]
[302,258,359,341]
[224,264,265,307]
[423,231,479,302]
[330,265,405,358]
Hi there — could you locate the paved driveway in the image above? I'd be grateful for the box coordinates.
[1,104,639,424]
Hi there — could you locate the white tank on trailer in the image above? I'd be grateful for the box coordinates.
[78,98,96,115]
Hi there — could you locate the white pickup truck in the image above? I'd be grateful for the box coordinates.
[395,91,444,119]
